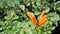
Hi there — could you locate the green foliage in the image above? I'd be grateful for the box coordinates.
[0,0,60,34]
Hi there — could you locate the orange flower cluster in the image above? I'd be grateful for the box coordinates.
[26,10,47,29]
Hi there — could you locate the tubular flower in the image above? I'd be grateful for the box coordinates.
[38,10,47,29]
[26,12,37,27]
[26,10,47,29]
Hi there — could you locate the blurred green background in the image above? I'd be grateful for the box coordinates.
[0,0,60,34]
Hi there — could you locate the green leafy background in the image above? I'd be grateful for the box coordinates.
[0,0,60,34]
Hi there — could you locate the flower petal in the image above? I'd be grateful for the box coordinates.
[26,12,37,27]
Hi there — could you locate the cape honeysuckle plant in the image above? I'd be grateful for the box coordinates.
[26,10,47,29]
[0,0,60,34]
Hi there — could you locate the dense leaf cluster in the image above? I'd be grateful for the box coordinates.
[0,0,60,34]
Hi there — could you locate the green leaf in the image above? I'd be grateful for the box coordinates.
[25,28,33,34]
[47,12,60,21]
[57,7,60,11]
[19,29,24,34]
[43,32,47,34]
[47,26,55,30]
[19,5,25,10]
[12,21,21,30]
[11,28,19,34]
[45,7,50,13]
[0,32,6,34]
[12,15,19,20]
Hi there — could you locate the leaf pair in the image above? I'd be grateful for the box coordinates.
[26,10,47,29]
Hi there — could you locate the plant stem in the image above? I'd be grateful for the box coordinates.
[35,26,39,34]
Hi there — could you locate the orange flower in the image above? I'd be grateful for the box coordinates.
[26,12,37,27]
[38,10,47,29]
[26,10,47,29]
